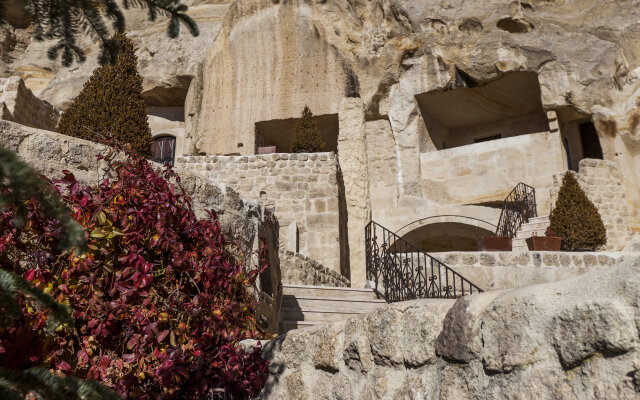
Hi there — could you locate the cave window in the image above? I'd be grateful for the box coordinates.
[579,122,604,160]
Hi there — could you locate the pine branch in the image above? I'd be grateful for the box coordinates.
[1,0,199,66]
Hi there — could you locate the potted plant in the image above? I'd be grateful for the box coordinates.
[526,228,562,251]
[477,236,512,251]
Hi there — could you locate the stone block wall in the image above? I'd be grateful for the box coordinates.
[0,121,282,333]
[432,251,638,291]
[279,250,349,287]
[551,158,632,251]
[176,153,345,275]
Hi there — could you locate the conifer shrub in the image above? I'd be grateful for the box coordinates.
[0,147,269,399]
[549,172,607,251]
[57,33,153,158]
[290,106,325,153]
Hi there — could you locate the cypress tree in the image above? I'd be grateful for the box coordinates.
[290,106,325,153]
[57,33,152,158]
[549,172,607,251]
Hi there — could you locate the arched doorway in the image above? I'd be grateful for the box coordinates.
[152,135,176,166]
[393,216,496,252]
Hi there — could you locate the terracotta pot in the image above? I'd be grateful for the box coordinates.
[525,236,562,251]
[477,236,512,251]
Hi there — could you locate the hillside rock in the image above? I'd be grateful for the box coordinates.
[186,0,640,228]
[2,0,230,110]
[258,256,640,399]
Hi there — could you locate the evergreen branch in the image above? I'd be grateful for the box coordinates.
[0,367,121,400]
[0,269,73,331]
[0,145,85,252]
[0,0,198,66]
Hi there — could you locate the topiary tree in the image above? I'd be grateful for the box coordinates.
[549,172,607,251]
[290,105,325,153]
[57,33,153,158]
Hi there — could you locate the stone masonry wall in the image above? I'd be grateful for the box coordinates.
[279,250,349,288]
[0,121,282,333]
[432,251,639,292]
[551,158,632,251]
[176,153,344,275]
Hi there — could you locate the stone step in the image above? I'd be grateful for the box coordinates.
[516,229,547,239]
[283,320,325,331]
[282,283,381,301]
[283,295,386,313]
[528,215,550,224]
[512,245,529,252]
[282,307,369,323]
[517,222,549,232]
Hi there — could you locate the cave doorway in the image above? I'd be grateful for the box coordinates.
[152,136,176,166]
[556,107,604,171]
[254,113,339,154]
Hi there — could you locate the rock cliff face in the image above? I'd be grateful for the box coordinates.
[258,256,640,399]
[0,0,230,110]
[185,0,640,228]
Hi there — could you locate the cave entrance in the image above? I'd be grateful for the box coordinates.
[415,71,549,150]
[556,107,604,171]
[254,113,339,154]
[392,222,495,253]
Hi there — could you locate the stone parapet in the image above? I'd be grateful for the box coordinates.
[430,251,639,291]
[279,250,350,288]
[176,152,345,275]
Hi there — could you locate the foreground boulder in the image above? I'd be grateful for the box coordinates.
[257,257,640,399]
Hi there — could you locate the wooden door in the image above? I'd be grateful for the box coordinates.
[152,136,176,166]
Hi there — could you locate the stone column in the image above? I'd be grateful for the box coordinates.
[338,97,371,287]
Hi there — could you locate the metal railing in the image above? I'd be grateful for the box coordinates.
[365,221,483,302]
[495,183,537,238]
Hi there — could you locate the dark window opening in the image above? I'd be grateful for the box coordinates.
[579,122,604,160]
[254,113,339,154]
[152,136,176,166]
[474,134,501,143]
[415,71,549,150]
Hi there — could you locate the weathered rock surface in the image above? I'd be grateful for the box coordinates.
[1,0,230,110]
[184,0,640,230]
[0,76,58,130]
[258,256,640,399]
[0,120,283,333]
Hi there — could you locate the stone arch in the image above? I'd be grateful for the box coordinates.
[393,215,496,252]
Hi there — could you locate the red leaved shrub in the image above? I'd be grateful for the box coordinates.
[0,148,269,399]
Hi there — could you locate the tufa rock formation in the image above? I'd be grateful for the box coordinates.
[256,256,640,399]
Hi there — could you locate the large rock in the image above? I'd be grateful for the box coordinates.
[257,256,640,399]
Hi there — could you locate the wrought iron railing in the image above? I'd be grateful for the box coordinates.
[495,183,537,238]
[365,221,483,302]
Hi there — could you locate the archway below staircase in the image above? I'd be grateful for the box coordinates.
[393,215,496,252]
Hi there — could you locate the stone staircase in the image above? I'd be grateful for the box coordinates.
[512,215,550,252]
[282,284,386,332]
